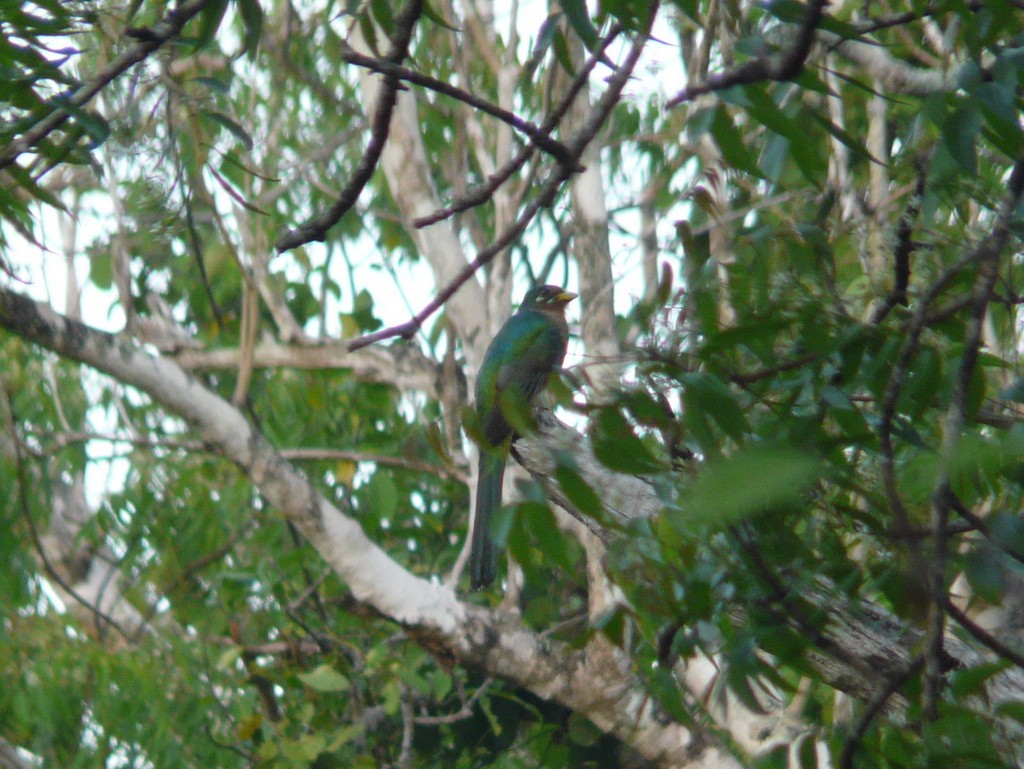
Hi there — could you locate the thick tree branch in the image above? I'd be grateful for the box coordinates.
[0,287,730,769]
[514,413,1024,721]
[823,31,966,94]
[171,339,445,397]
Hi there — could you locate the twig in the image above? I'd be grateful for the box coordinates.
[870,157,928,325]
[281,448,466,482]
[336,43,572,164]
[414,679,494,725]
[839,655,924,769]
[398,686,415,769]
[944,599,1024,671]
[133,520,254,643]
[411,23,623,229]
[848,0,1024,35]
[942,488,1024,567]
[667,0,828,107]
[274,0,425,251]
[347,9,659,352]
[0,0,211,172]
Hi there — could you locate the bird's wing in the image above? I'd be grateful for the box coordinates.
[475,310,567,445]
[493,313,566,401]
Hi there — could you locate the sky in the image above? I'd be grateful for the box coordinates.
[2,1,691,507]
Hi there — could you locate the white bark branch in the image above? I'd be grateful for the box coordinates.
[516,413,1024,734]
[171,337,444,397]
[824,31,966,95]
[351,25,489,368]
[0,287,735,769]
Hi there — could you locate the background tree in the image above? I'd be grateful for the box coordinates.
[3,0,1024,767]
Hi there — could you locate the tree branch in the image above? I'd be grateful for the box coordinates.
[171,339,445,397]
[335,43,573,165]
[410,24,622,229]
[0,0,212,172]
[275,0,426,251]
[513,413,1024,722]
[346,9,657,352]
[667,0,828,107]
[0,286,729,769]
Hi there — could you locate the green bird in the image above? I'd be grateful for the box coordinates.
[470,284,577,590]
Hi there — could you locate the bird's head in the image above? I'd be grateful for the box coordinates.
[519,284,577,312]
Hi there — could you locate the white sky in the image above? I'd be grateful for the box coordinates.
[2,3,690,507]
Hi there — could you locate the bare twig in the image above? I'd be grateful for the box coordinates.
[281,448,466,482]
[274,0,425,251]
[414,679,494,725]
[398,686,415,769]
[870,158,928,325]
[347,9,659,352]
[944,599,1024,671]
[410,24,623,229]
[943,489,1024,568]
[336,43,573,164]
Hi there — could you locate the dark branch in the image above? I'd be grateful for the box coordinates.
[274,0,425,252]
[945,599,1024,672]
[839,655,925,769]
[346,11,658,352]
[336,43,574,165]
[870,158,928,325]
[667,0,828,108]
[411,24,623,229]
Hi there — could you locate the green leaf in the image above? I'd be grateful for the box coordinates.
[201,109,253,152]
[298,664,350,692]
[554,463,602,515]
[421,0,458,30]
[281,732,327,762]
[561,0,600,50]
[942,103,981,174]
[996,700,1024,724]
[237,0,263,56]
[677,445,820,528]
[89,250,113,290]
[216,645,244,670]
[711,104,764,179]
[520,499,574,570]
[681,373,750,442]
[590,407,664,474]
[195,0,231,49]
[552,28,575,73]
[949,661,1010,698]
[363,471,398,520]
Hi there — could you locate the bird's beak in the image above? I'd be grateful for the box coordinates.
[557,291,578,303]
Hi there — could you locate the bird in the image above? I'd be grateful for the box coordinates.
[470,284,577,590]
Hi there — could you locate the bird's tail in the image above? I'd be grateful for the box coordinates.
[470,451,506,590]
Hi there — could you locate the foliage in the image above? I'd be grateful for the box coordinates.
[3,0,1024,767]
